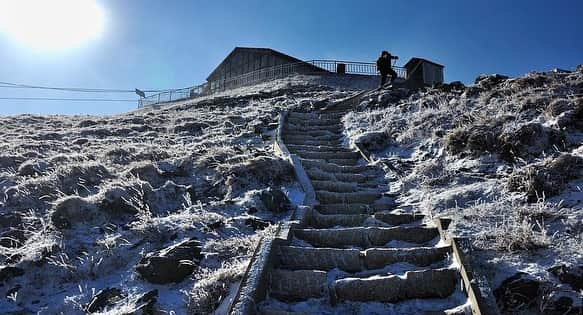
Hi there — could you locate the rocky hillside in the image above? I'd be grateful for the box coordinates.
[0,80,356,314]
[343,66,583,314]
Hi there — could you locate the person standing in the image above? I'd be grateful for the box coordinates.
[376,50,399,88]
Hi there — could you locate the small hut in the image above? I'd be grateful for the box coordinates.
[404,58,444,88]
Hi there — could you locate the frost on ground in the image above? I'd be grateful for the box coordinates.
[343,67,583,314]
[0,76,358,314]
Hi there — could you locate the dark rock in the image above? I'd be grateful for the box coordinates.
[86,287,125,313]
[72,138,89,146]
[0,266,25,282]
[0,229,26,248]
[548,265,583,291]
[136,238,203,284]
[207,220,225,231]
[172,122,209,135]
[494,272,540,311]
[17,159,50,177]
[135,289,158,314]
[260,188,290,213]
[51,196,98,229]
[356,131,391,152]
[435,81,465,93]
[77,120,99,128]
[245,217,272,230]
[0,213,22,229]
[5,284,21,298]
[474,74,509,88]
[462,85,483,97]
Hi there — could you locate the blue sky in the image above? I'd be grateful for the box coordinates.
[0,0,581,115]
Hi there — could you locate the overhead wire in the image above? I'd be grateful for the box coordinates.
[0,81,172,93]
[0,97,136,102]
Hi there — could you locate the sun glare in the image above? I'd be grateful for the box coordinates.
[0,0,105,51]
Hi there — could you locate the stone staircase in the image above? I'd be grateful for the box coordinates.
[253,105,470,314]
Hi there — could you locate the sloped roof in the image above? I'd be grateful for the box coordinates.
[404,57,444,70]
[206,47,305,81]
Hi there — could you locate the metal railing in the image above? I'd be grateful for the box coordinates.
[138,60,406,108]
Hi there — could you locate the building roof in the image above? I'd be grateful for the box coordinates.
[206,47,305,81]
[404,57,444,70]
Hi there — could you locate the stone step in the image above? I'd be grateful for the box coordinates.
[315,203,396,215]
[332,268,457,302]
[292,226,439,248]
[276,246,452,272]
[304,158,361,166]
[305,169,374,183]
[284,124,342,133]
[293,150,362,160]
[284,139,343,146]
[306,210,370,227]
[257,307,319,315]
[315,190,381,204]
[284,130,342,138]
[258,305,463,315]
[286,144,352,153]
[305,210,421,228]
[286,117,340,126]
[300,159,372,173]
[268,268,457,303]
[374,212,425,226]
[288,111,345,119]
[283,134,343,142]
[311,180,360,193]
[269,269,327,301]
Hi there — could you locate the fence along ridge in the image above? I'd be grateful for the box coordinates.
[138,60,407,108]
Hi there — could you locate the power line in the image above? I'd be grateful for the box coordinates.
[0,97,136,102]
[0,81,172,93]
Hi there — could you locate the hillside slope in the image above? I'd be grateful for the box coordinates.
[0,78,356,314]
[343,66,583,314]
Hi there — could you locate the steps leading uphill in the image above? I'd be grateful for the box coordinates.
[252,101,471,314]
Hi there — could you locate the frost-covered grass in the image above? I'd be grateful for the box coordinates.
[0,77,358,313]
[343,68,583,314]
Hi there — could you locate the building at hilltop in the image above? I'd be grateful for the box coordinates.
[206,47,325,91]
[138,47,445,108]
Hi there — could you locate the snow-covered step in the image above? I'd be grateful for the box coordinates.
[311,180,360,193]
[284,130,342,138]
[290,150,361,160]
[315,190,381,204]
[374,212,425,226]
[276,246,452,272]
[332,268,457,302]
[257,306,319,315]
[286,117,340,126]
[269,269,327,301]
[363,247,451,269]
[306,210,421,228]
[268,268,457,304]
[286,144,352,153]
[300,159,372,173]
[315,202,396,215]
[283,134,343,142]
[284,139,343,146]
[305,169,375,183]
[292,226,439,248]
[277,246,363,272]
[288,111,345,119]
[285,124,343,132]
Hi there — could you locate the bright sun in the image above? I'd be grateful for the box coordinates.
[0,0,105,50]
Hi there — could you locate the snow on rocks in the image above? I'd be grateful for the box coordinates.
[0,80,356,313]
[343,66,583,314]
